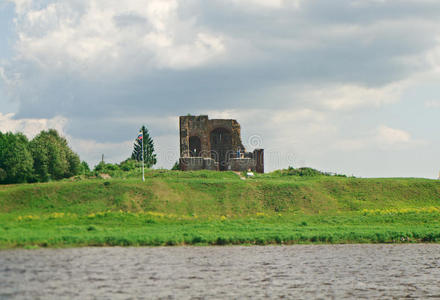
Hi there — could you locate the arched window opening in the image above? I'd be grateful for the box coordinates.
[189,136,201,157]
[210,128,232,171]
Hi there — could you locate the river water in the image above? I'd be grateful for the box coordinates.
[1,244,440,299]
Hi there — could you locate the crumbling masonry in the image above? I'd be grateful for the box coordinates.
[179,115,264,173]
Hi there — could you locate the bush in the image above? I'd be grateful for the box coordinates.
[106,164,119,171]
[277,167,347,177]
[94,161,120,172]
[171,161,180,171]
[79,161,90,175]
[119,159,138,172]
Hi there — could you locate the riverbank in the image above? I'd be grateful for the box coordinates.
[1,170,440,248]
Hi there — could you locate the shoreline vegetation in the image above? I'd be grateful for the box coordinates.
[1,169,440,249]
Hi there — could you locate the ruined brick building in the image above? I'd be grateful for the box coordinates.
[179,115,264,173]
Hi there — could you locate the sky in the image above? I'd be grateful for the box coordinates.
[0,0,439,178]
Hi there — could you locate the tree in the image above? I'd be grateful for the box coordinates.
[79,161,90,175]
[0,132,34,184]
[29,129,81,181]
[0,168,6,182]
[66,148,81,177]
[131,125,157,168]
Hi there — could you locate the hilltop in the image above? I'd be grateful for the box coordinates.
[1,170,440,248]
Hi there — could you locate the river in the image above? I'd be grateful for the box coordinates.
[1,244,440,299]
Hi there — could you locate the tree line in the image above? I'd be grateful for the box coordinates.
[0,129,84,184]
[0,125,157,184]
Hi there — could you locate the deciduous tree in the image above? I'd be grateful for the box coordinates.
[29,129,81,181]
[0,132,34,183]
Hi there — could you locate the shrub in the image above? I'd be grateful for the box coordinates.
[119,159,138,171]
[79,161,90,175]
[94,161,120,172]
[171,161,180,170]
[270,167,348,178]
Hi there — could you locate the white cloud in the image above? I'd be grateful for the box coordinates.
[3,0,440,178]
[376,125,411,146]
[229,0,303,9]
[151,32,225,69]
[235,80,407,114]
[69,137,133,167]
[301,83,404,111]
[230,0,284,8]
[0,65,20,89]
[154,134,179,169]
[12,0,226,75]
[334,125,424,152]
[0,67,6,84]
[0,112,67,138]
[426,36,440,72]
[70,132,181,169]
[7,0,32,14]
[0,112,134,167]
[425,100,440,108]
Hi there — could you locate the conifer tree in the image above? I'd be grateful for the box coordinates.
[131,125,157,168]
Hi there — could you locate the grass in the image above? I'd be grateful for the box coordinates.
[1,169,440,248]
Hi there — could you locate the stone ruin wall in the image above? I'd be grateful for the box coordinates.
[179,115,264,173]
[179,115,244,158]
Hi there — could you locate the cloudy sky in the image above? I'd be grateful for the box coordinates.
[1,0,439,178]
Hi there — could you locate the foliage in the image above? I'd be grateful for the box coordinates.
[119,159,139,172]
[0,168,6,181]
[0,132,34,184]
[93,160,145,178]
[91,163,112,178]
[66,149,81,177]
[264,167,347,178]
[79,161,91,175]
[131,125,157,168]
[29,129,81,181]
[94,161,120,173]
[171,161,180,170]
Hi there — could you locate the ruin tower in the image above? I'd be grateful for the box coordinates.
[179,115,264,173]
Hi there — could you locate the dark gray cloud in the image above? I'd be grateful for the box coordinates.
[2,0,440,176]
[11,0,439,122]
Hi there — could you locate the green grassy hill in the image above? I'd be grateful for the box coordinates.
[1,170,439,215]
[1,170,440,248]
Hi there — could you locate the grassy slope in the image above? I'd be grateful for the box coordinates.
[1,170,440,248]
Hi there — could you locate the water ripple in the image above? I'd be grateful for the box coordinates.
[1,244,440,299]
